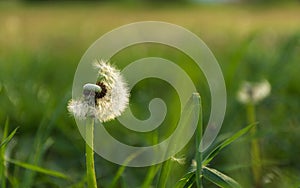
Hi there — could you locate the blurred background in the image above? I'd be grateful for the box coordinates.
[0,0,300,187]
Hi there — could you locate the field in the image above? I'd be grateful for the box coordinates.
[0,2,300,187]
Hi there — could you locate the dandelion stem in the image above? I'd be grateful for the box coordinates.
[247,103,261,188]
[86,118,98,188]
[195,94,202,188]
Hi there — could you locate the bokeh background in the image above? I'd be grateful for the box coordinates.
[0,0,300,187]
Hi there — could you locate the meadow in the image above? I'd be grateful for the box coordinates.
[0,2,300,187]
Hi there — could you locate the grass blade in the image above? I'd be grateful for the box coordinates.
[202,167,241,188]
[0,127,19,148]
[175,171,195,188]
[109,149,145,188]
[156,157,171,188]
[194,93,202,188]
[157,93,200,188]
[202,123,257,166]
[141,133,160,188]
[22,93,70,187]
[141,164,160,188]
[5,158,69,180]
[0,118,9,188]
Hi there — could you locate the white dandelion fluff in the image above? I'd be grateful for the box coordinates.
[171,156,186,165]
[237,79,271,104]
[68,60,129,122]
[191,159,197,168]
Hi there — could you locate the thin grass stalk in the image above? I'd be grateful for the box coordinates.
[156,157,172,188]
[157,93,201,188]
[141,132,159,188]
[109,149,144,188]
[195,94,202,188]
[0,118,9,188]
[22,94,69,187]
[86,118,98,188]
[141,165,160,188]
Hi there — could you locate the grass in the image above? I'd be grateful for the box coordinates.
[0,2,300,187]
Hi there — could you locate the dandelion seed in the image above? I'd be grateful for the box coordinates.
[191,159,197,170]
[263,172,275,184]
[171,156,186,165]
[237,79,271,104]
[68,60,129,122]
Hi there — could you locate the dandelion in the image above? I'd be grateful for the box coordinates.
[68,60,129,188]
[68,60,129,122]
[237,79,271,187]
[237,79,271,104]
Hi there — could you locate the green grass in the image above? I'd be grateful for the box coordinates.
[0,2,300,187]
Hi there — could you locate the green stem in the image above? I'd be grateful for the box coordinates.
[141,165,160,188]
[247,103,261,188]
[0,146,6,188]
[0,118,9,188]
[157,159,171,188]
[195,94,202,188]
[86,118,98,188]
[141,133,159,188]
[109,149,144,188]
[157,93,201,188]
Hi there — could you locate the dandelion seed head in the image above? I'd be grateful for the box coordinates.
[237,79,271,104]
[68,60,129,122]
[67,99,92,120]
[93,60,130,122]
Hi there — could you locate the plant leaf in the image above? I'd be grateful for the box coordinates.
[0,118,10,188]
[5,158,69,180]
[194,93,203,188]
[157,93,200,188]
[22,93,70,187]
[175,170,196,188]
[202,167,241,188]
[109,149,144,188]
[202,123,257,166]
[0,127,18,148]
